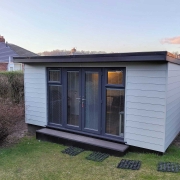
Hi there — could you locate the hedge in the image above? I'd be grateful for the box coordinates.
[0,71,24,103]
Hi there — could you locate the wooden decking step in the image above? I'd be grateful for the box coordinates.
[36,128,129,156]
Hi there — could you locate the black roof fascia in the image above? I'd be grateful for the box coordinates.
[13,51,170,64]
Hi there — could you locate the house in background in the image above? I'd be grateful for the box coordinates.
[14,51,180,154]
[0,36,38,71]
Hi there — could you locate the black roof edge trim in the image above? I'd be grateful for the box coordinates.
[13,51,180,65]
[13,55,167,63]
[14,51,168,60]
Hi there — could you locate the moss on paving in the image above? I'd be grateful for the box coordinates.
[0,137,180,180]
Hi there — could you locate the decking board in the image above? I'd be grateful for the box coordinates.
[36,128,129,156]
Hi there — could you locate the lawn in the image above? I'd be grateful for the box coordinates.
[0,137,180,180]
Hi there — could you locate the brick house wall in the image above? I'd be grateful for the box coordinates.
[0,63,8,71]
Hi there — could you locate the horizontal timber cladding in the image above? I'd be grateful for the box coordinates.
[127,102,165,112]
[125,63,166,152]
[165,62,180,151]
[24,64,47,126]
[24,62,167,152]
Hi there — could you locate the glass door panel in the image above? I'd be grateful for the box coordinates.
[105,89,125,137]
[84,72,99,131]
[67,71,80,127]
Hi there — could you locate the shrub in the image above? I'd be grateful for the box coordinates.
[0,71,24,103]
[0,100,25,143]
[0,120,8,142]
[0,71,24,143]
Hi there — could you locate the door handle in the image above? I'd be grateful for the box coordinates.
[82,98,86,108]
[76,98,81,100]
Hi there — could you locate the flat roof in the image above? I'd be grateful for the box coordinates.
[13,51,180,65]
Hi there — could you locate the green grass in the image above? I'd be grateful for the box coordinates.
[0,137,180,180]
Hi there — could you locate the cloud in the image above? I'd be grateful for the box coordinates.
[161,36,180,44]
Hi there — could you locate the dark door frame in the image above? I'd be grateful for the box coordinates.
[47,67,126,142]
[63,68,102,134]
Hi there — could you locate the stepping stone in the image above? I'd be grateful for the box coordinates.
[62,146,84,156]
[157,162,180,173]
[117,159,141,170]
[86,152,109,162]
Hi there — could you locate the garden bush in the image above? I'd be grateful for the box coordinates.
[0,72,24,143]
[0,71,24,103]
[0,119,8,142]
[0,100,25,144]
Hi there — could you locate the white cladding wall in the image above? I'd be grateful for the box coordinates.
[165,63,180,151]
[125,63,166,152]
[24,64,47,126]
[24,62,167,152]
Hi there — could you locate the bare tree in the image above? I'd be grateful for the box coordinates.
[172,51,180,58]
[38,49,106,56]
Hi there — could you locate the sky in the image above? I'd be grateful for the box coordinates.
[0,0,180,53]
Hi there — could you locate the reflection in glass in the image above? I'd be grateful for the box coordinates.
[49,70,61,82]
[67,71,79,126]
[85,72,99,130]
[49,85,62,124]
[108,71,123,85]
[106,89,125,137]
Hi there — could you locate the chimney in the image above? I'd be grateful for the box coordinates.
[0,36,5,42]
